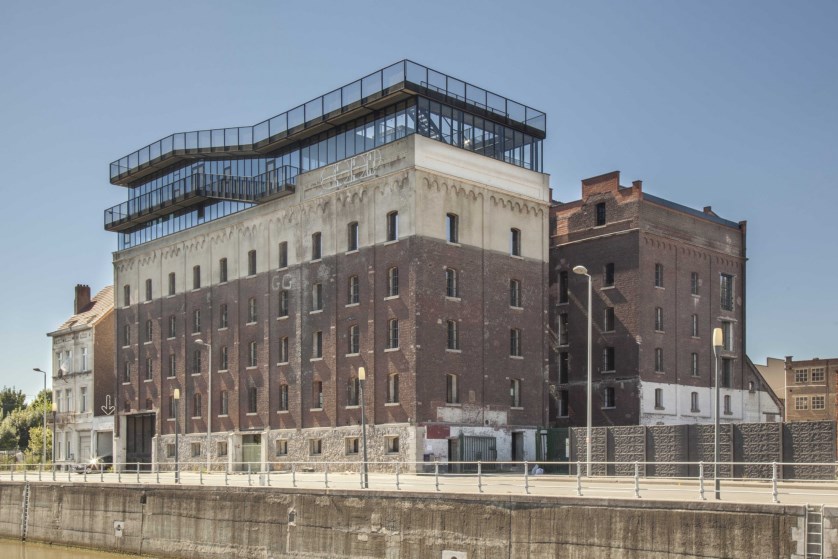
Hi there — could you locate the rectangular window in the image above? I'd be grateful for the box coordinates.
[510,279,522,308]
[279,290,289,317]
[247,386,258,414]
[166,443,176,458]
[691,314,699,337]
[145,358,153,381]
[145,279,152,302]
[446,213,459,243]
[559,352,569,384]
[220,345,228,370]
[812,395,826,410]
[345,437,359,455]
[386,211,399,241]
[219,390,228,415]
[604,263,615,287]
[81,347,89,371]
[248,297,257,323]
[145,319,153,342]
[168,395,176,419]
[795,369,808,384]
[387,373,399,404]
[388,319,399,349]
[720,358,733,388]
[691,272,699,296]
[348,275,360,305]
[654,388,664,409]
[510,228,521,256]
[723,394,732,415]
[192,309,201,333]
[510,328,522,357]
[603,386,615,408]
[558,313,569,346]
[167,354,176,378]
[278,241,288,269]
[217,304,227,329]
[654,263,664,288]
[347,222,359,251]
[386,436,400,454]
[348,324,360,354]
[603,307,615,332]
[279,384,289,411]
[446,320,459,350]
[446,374,459,404]
[123,362,131,383]
[312,381,323,409]
[720,273,734,311]
[510,378,522,407]
[312,283,323,311]
[347,377,360,406]
[192,349,202,375]
[123,284,131,306]
[217,441,228,457]
[247,250,257,276]
[691,352,699,376]
[795,396,809,411]
[595,202,606,226]
[191,442,202,457]
[721,321,733,351]
[193,265,201,290]
[445,268,458,298]
[219,257,228,283]
[279,337,289,364]
[558,389,569,417]
[309,439,322,456]
[122,324,130,346]
[248,341,258,367]
[654,348,664,372]
[168,272,176,296]
[168,315,176,338]
[311,232,322,260]
[192,393,202,418]
[602,347,615,372]
[79,387,87,413]
[312,331,323,358]
[558,271,569,304]
[811,368,825,383]
[388,267,399,297]
[276,439,288,456]
[690,391,699,413]
[654,307,664,331]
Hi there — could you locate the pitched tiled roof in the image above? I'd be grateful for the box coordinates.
[53,285,114,333]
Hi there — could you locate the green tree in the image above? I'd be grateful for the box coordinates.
[0,405,41,451]
[24,425,52,464]
[0,386,26,419]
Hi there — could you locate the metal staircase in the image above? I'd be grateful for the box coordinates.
[805,504,824,558]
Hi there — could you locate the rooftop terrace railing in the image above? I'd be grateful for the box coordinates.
[109,60,546,184]
[105,166,298,232]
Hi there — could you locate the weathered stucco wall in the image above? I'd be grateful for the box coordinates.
[0,482,815,558]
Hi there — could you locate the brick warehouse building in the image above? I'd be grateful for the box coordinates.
[106,61,550,470]
[784,356,838,422]
[549,171,780,427]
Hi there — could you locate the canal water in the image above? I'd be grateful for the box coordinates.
[0,539,157,558]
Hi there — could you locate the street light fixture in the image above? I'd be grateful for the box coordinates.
[32,368,49,467]
[572,265,593,477]
[712,327,724,500]
[358,366,369,489]
[173,388,181,484]
[195,339,212,473]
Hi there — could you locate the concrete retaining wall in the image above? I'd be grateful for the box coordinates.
[0,482,818,558]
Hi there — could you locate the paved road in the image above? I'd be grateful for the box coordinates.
[4,469,838,506]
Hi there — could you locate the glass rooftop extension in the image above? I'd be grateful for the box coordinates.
[109,60,547,186]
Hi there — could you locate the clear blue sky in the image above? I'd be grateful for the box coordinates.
[1,1,836,401]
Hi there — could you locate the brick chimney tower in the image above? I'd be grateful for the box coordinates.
[74,284,91,315]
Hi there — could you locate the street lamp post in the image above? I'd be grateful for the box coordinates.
[173,388,180,484]
[572,266,593,477]
[195,339,212,473]
[32,368,49,467]
[358,366,369,489]
[712,327,724,500]
[51,403,57,464]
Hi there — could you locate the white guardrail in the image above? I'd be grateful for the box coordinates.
[2,460,838,504]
